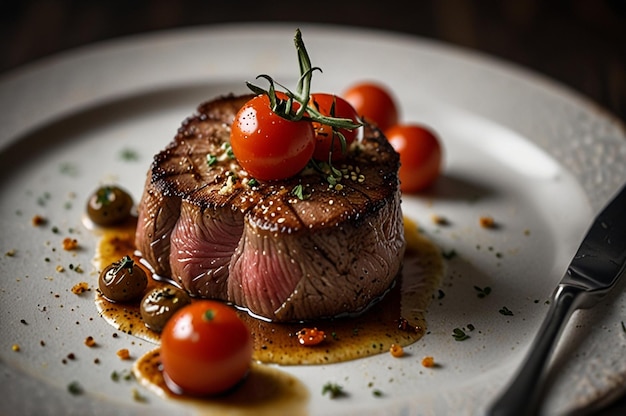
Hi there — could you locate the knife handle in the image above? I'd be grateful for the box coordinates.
[487,284,584,416]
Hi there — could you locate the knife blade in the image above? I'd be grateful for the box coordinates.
[488,183,626,416]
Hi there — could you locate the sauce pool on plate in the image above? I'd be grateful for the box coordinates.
[90,215,443,405]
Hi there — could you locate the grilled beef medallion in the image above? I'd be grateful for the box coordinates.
[135,94,405,322]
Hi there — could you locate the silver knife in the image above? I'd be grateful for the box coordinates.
[488,183,626,416]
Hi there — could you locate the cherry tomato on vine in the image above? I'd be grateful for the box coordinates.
[342,82,399,132]
[230,94,315,181]
[308,93,360,161]
[160,300,253,396]
[385,124,442,193]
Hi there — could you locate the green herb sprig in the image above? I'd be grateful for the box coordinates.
[452,328,470,341]
[322,382,346,398]
[246,29,363,185]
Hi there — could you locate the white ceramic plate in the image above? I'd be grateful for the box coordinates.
[1,24,625,416]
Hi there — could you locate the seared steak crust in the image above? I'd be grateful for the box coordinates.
[135,94,405,321]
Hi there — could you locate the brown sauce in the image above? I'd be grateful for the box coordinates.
[92,217,444,365]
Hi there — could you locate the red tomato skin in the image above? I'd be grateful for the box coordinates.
[342,82,399,132]
[230,94,315,181]
[385,124,442,193]
[308,93,360,161]
[160,300,253,396]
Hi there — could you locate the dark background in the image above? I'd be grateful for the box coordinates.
[1,0,625,414]
[1,0,625,123]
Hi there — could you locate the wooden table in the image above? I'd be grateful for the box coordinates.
[2,0,625,414]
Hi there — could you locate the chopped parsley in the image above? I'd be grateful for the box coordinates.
[474,286,491,298]
[291,184,309,200]
[452,328,470,341]
[322,382,345,398]
[499,306,514,316]
[119,148,139,161]
[67,381,83,395]
[60,162,79,176]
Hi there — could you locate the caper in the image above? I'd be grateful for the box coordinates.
[140,286,192,332]
[87,185,133,226]
[98,256,147,302]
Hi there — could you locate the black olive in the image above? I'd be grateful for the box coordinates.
[98,256,147,302]
[87,185,133,226]
[140,286,192,332]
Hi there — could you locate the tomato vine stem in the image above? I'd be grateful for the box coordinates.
[244,29,363,188]
[246,29,362,131]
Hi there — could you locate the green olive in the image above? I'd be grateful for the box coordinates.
[87,185,133,226]
[140,286,192,333]
[98,256,147,302]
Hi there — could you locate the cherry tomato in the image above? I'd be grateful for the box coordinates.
[308,93,360,161]
[342,82,399,132]
[160,300,253,396]
[230,94,315,181]
[385,124,442,193]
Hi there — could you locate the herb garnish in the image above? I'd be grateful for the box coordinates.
[452,328,470,341]
[112,255,135,275]
[322,382,346,398]
[474,286,491,298]
[499,306,514,316]
[120,148,139,161]
[291,184,310,200]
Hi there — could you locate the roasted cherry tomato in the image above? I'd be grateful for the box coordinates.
[98,255,147,303]
[160,300,253,396]
[308,93,360,162]
[86,185,133,226]
[342,82,399,132]
[230,94,315,181]
[385,124,442,193]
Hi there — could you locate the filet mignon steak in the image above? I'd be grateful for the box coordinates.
[135,94,405,322]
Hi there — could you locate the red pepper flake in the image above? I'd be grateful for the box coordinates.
[84,336,96,348]
[421,356,435,367]
[71,282,89,295]
[397,317,422,334]
[116,348,130,360]
[62,238,79,251]
[32,215,47,226]
[479,216,496,229]
[297,327,326,346]
[431,215,449,226]
[389,343,404,358]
